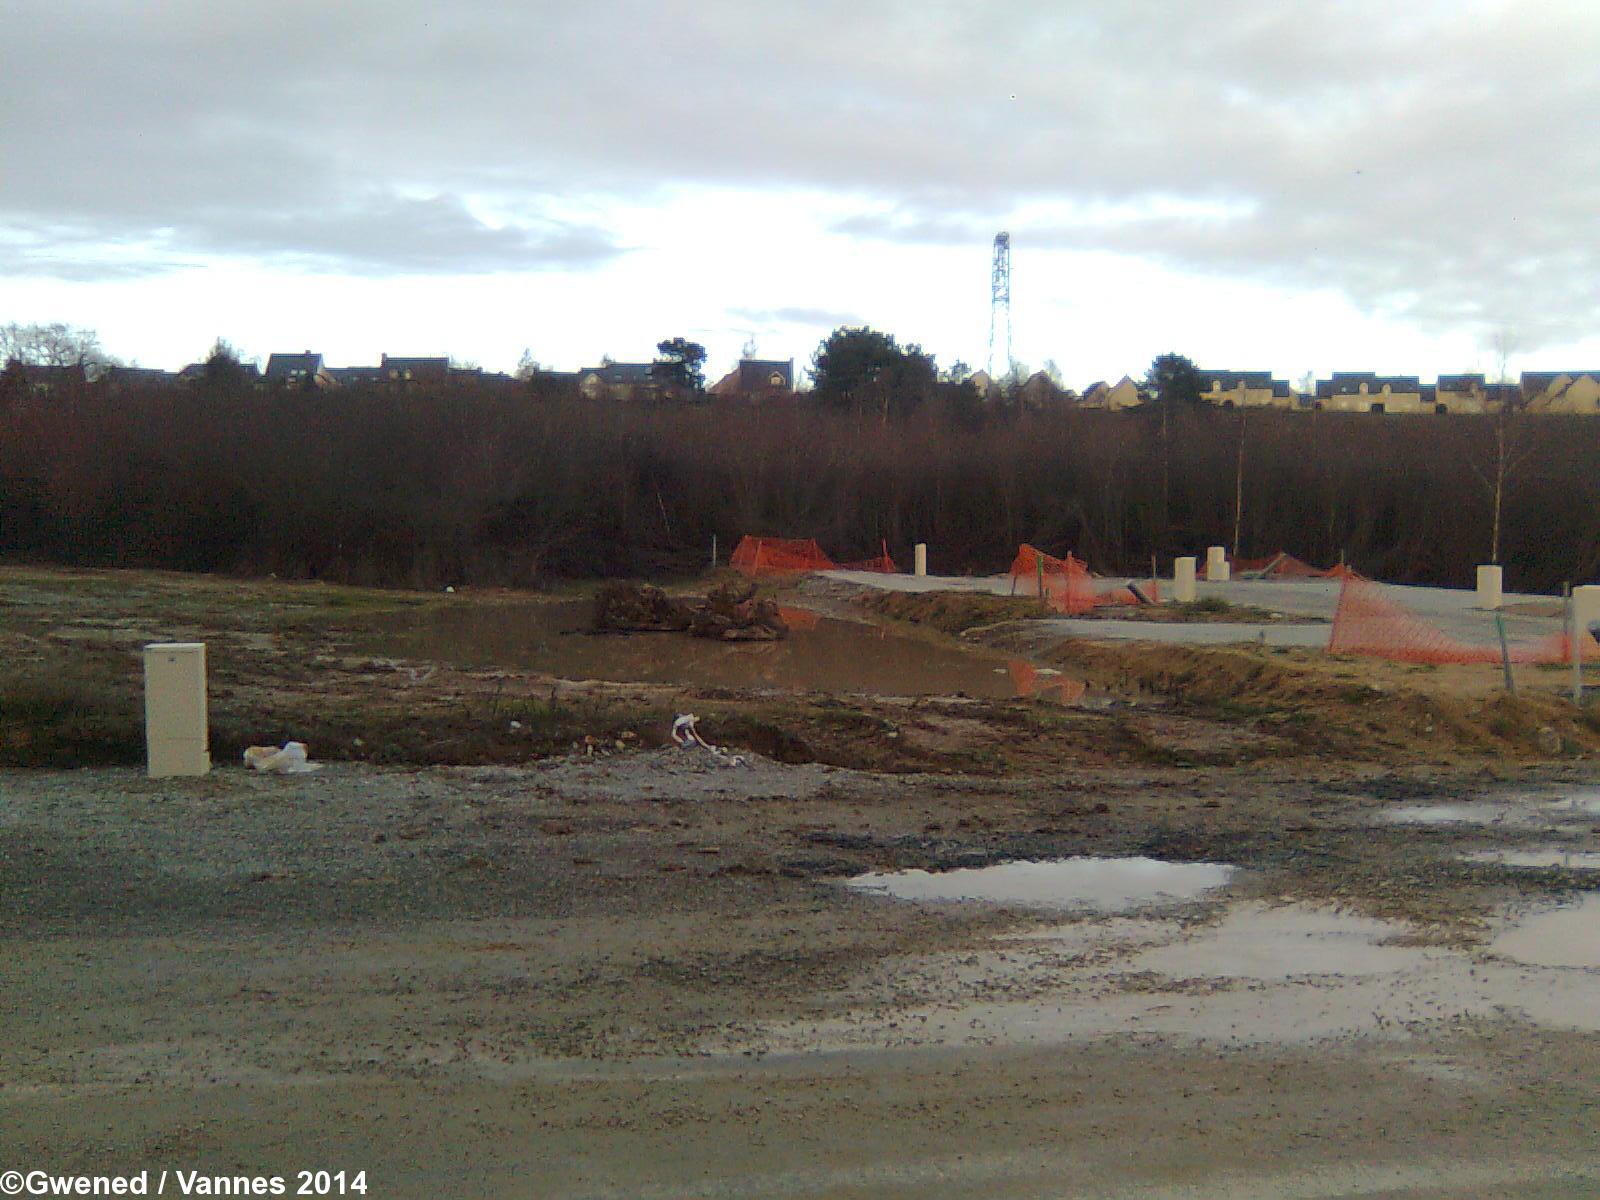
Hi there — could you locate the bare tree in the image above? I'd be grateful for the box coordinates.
[1469,387,1537,565]
[0,322,119,376]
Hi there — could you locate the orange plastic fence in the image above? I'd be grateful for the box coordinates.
[730,536,898,578]
[1009,544,1161,615]
[1208,551,1357,581]
[730,537,834,576]
[1327,573,1599,665]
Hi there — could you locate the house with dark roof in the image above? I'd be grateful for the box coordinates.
[265,352,334,388]
[1433,374,1520,414]
[101,366,178,391]
[1522,371,1600,414]
[176,361,262,386]
[379,354,449,384]
[12,363,87,395]
[1312,372,1425,414]
[577,362,658,400]
[325,365,386,387]
[709,358,795,400]
[1197,369,1293,409]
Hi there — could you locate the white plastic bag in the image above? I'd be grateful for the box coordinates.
[243,741,321,774]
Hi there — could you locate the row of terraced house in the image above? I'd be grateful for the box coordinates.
[1068,369,1600,415]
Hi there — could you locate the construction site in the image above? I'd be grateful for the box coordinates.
[5,540,1600,1199]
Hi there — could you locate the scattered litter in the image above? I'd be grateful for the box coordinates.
[242,742,321,774]
[671,714,747,766]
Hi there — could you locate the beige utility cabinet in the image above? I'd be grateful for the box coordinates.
[144,642,210,777]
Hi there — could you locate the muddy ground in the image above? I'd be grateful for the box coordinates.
[5,567,1600,1196]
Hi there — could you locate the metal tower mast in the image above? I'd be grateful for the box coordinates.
[987,231,1012,378]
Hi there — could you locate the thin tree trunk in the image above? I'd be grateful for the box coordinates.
[1232,409,1247,558]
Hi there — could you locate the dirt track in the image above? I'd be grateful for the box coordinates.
[6,754,1600,1197]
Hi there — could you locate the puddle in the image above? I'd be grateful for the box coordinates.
[1128,904,1422,980]
[1490,895,1600,969]
[1462,848,1600,870]
[846,856,1235,913]
[1376,790,1600,831]
[358,600,1043,698]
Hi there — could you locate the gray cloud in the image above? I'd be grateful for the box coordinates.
[2,0,1597,346]
[727,305,865,329]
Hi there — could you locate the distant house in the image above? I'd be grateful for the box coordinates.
[325,365,386,387]
[1313,372,1424,414]
[709,358,795,400]
[966,369,996,398]
[1016,371,1071,409]
[577,362,658,401]
[176,361,262,386]
[265,352,335,388]
[101,366,178,391]
[14,363,87,395]
[1522,371,1600,414]
[1433,374,1519,415]
[1198,369,1293,409]
[380,354,449,384]
[1079,375,1144,410]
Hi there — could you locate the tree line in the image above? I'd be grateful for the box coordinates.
[1,365,1595,594]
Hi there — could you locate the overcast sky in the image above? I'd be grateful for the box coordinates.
[3,0,1597,384]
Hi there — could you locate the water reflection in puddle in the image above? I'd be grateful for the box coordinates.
[1127,905,1422,980]
[846,856,1235,913]
[1491,895,1600,969]
[358,600,1068,699]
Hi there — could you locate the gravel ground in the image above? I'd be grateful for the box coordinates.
[7,756,1600,1196]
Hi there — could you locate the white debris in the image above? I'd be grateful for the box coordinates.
[243,742,322,774]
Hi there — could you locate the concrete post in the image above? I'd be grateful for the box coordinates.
[144,642,210,778]
[1574,586,1600,645]
[1476,564,1503,610]
[1206,545,1230,583]
[914,543,927,578]
[1174,557,1197,604]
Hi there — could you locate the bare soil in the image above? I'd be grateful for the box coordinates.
[5,567,1600,1196]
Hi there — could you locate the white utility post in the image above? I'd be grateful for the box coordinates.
[1206,545,1230,583]
[914,543,927,578]
[1174,556,1197,603]
[1476,564,1503,610]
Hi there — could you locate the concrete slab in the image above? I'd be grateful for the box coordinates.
[823,570,1574,652]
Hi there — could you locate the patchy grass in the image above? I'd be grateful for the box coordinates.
[0,656,144,767]
[856,590,1051,635]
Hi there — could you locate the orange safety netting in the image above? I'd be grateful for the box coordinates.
[1009,544,1161,615]
[730,537,834,576]
[1327,573,1599,665]
[838,541,899,574]
[1207,551,1359,581]
[730,536,898,578]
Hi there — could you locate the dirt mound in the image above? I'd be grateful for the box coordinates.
[594,582,789,641]
[1039,638,1600,763]
[857,590,1049,635]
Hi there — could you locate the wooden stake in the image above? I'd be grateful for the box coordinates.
[1495,612,1517,696]
[1567,583,1582,705]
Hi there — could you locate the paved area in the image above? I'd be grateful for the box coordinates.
[826,569,1569,650]
[1036,618,1332,647]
